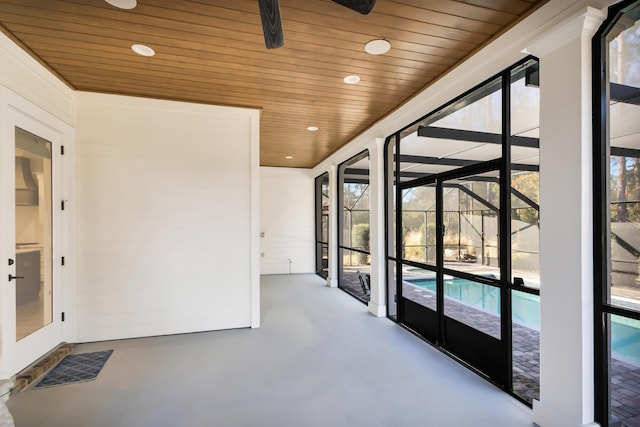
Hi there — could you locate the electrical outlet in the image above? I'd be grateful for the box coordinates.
[261,252,265,258]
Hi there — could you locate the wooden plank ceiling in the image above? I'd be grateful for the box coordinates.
[0,0,545,168]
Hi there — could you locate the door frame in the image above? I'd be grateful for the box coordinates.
[0,87,75,378]
[396,158,511,387]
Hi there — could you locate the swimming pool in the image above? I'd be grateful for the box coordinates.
[406,276,640,366]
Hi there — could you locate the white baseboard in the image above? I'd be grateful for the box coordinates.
[533,399,600,427]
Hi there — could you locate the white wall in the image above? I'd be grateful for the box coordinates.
[0,33,73,126]
[75,92,260,342]
[260,167,314,275]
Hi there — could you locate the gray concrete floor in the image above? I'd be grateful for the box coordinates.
[7,274,533,427]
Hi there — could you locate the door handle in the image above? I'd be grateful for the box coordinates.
[8,274,24,282]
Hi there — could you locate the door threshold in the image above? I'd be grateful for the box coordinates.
[12,343,75,394]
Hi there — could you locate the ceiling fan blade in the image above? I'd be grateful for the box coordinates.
[331,0,377,15]
[258,0,284,49]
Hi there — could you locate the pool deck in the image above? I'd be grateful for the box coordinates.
[611,358,640,426]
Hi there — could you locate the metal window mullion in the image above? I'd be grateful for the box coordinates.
[315,174,326,274]
[436,180,445,345]
[337,165,345,283]
[500,72,513,391]
[591,3,626,422]
[384,136,392,318]
[395,134,404,321]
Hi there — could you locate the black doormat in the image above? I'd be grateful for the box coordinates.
[35,350,113,389]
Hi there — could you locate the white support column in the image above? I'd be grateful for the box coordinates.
[528,7,605,427]
[368,137,387,317]
[327,164,339,288]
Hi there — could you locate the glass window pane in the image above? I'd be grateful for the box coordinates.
[596,7,640,426]
[321,213,328,243]
[603,8,640,426]
[15,127,53,341]
[511,59,540,290]
[511,171,539,205]
[401,185,436,265]
[610,314,640,425]
[392,186,398,258]
[609,154,640,312]
[321,173,329,244]
[607,8,640,313]
[443,275,501,339]
[339,248,370,302]
[511,172,540,289]
[512,290,540,404]
[339,151,372,302]
[511,61,540,140]
[401,264,437,311]
[389,140,398,258]
[315,172,330,277]
[610,19,640,87]
[397,78,503,181]
[430,79,503,134]
[608,30,640,312]
[388,260,398,320]
[320,244,328,278]
[442,172,501,279]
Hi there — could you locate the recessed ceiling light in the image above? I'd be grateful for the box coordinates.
[105,0,137,9]
[343,75,360,85]
[285,156,294,159]
[131,44,155,57]
[365,39,391,55]
[307,126,319,131]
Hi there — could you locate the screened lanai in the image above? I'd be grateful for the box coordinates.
[309,2,640,425]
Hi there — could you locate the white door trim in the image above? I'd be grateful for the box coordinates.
[0,86,75,379]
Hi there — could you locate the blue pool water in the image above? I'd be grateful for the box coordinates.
[407,276,640,366]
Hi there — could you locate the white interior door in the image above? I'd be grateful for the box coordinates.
[0,105,64,378]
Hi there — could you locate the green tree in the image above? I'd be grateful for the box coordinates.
[352,223,370,264]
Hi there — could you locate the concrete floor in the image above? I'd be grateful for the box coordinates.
[7,274,533,427]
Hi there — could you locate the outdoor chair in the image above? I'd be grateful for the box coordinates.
[357,271,371,296]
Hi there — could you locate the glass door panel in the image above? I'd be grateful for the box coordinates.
[439,169,505,384]
[399,183,439,343]
[401,264,437,311]
[401,185,436,265]
[442,173,500,279]
[398,166,507,386]
[443,275,501,339]
[400,263,439,343]
[15,127,53,341]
